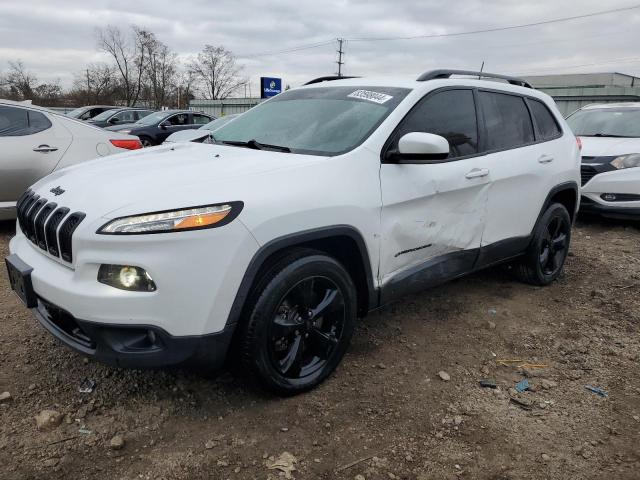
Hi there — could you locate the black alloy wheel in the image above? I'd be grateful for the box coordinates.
[515,202,572,286]
[239,248,357,395]
[539,215,569,276]
[269,276,345,379]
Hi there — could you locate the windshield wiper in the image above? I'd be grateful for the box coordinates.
[585,133,632,138]
[221,139,291,152]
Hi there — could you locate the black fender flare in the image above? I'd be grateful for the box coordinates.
[225,225,377,328]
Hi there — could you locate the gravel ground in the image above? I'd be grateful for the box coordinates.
[1,217,639,480]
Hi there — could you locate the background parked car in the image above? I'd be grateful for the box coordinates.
[163,114,238,143]
[566,103,640,220]
[105,110,213,146]
[65,105,119,121]
[87,108,155,128]
[0,100,142,220]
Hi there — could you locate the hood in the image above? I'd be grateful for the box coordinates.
[104,123,139,132]
[30,142,328,220]
[579,136,640,158]
[164,129,209,143]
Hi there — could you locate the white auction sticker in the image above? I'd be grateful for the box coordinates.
[347,90,393,104]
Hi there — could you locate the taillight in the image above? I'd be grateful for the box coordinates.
[110,139,143,150]
[576,136,582,151]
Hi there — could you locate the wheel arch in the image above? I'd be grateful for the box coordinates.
[537,181,579,227]
[226,225,377,329]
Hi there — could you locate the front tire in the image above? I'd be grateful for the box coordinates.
[515,203,572,286]
[239,248,357,395]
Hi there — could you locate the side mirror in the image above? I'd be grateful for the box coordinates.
[159,121,170,129]
[109,117,119,124]
[385,132,449,164]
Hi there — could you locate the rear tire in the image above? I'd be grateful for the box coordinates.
[139,136,154,147]
[239,248,357,395]
[515,203,571,286]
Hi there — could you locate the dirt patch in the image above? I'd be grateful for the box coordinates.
[1,218,639,479]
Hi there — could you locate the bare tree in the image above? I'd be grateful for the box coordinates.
[5,60,38,99]
[142,34,178,109]
[97,25,147,106]
[175,69,196,109]
[72,63,117,104]
[189,45,247,100]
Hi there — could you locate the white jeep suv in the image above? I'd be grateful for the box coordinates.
[5,70,580,395]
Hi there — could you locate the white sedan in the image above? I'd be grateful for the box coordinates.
[0,100,142,220]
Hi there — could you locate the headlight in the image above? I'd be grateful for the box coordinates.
[97,202,243,234]
[611,153,640,169]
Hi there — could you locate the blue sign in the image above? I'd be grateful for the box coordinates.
[261,77,282,98]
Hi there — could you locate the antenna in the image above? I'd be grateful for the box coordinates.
[336,38,345,77]
[479,61,485,79]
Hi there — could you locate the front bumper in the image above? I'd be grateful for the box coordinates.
[33,296,234,368]
[579,196,640,220]
[580,164,640,220]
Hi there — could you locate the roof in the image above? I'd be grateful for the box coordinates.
[297,75,546,99]
[582,102,640,110]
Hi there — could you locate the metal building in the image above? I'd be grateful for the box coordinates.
[523,73,640,116]
[189,98,263,117]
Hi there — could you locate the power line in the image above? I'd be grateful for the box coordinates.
[513,56,640,75]
[238,40,335,59]
[345,4,640,42]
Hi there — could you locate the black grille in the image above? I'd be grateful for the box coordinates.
[15,189,85,263]
[581,165,598,186]
[59,213,86,263]
[25,198,47,242]
[45,207,70,257]
[18,192,38,234]
[34,202,57,250]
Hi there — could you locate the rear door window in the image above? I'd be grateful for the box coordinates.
[388,89,478,159]
[193,114,211,125]
[0,106,51,136]
[479,91,534,151]
[168,113,188,126]
[528,99,561,141]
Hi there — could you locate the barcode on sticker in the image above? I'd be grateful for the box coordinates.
[347,90,393,104]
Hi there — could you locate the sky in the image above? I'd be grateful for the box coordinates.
[1,0,640,95]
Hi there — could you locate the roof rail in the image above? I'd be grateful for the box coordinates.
[304,75,360,85]
[417,69,532,89]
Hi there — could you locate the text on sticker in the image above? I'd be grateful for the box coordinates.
[348,90,393,104]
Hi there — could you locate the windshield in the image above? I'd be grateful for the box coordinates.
[91,109,120,121]
[199,115,238,131]
[66,107,89,118]
[135,111,172,126]
[567,108,640,137]
[212,86,410,155]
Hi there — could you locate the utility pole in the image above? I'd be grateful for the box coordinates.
[336,38,345,77]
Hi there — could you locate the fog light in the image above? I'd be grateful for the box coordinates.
[601,193,617,202]
[98,265,156,292]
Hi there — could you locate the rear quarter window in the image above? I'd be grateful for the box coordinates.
[528,99,562,140]
[479,91,534,151]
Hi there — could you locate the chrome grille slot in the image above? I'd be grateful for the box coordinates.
[45,207,70,257]
[59,213,86,263]
[25,198,47,242]
[34,202,57,250]
[18,192,38,234]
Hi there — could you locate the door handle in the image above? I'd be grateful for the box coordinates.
[465,168,490,179]
[33,145,58,153]
[538,155,554,164]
